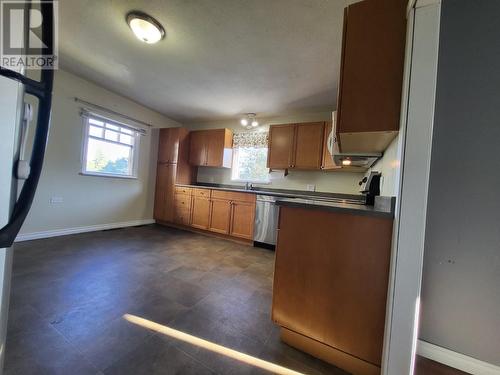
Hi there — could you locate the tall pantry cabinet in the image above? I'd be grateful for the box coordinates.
[154,128,194,222]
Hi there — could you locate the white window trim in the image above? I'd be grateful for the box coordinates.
[80,114,141,179]
[231,146,270,184]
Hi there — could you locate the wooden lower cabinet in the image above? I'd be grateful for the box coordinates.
[229,201,255,240]
[191,196,211,229]
[154,163,176,222]
[208,198,232,234]
[173,193,192,226]
[272,206,393,375]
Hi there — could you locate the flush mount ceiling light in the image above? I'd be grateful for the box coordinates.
[240,113,259,129]
[126,11,165,44]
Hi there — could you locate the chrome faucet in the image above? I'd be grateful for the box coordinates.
[245,182,253,190]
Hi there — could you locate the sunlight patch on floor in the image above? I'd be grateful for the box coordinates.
[123,314,306,375]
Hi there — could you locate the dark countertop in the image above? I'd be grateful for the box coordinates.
[175,182,365,203]
[275,196,396,219]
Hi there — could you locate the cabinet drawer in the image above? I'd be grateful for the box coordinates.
[193,188,211,198]
[175,186,192,195]
[174,207,191,226]
[211,190,255,203]
[174,193,192,209]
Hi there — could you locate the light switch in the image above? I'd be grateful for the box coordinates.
[306,184,316,192]
[50,196,63,204]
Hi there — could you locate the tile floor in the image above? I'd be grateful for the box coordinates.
[5,224,348,375]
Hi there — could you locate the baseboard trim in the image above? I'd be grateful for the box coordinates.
[15,219,156,242]
[417,340,500,375]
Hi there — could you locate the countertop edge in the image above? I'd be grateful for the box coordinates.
[275,196,396,219]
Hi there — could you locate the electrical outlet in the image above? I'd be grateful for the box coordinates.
[50,196,63,204]
[306,184,316,192]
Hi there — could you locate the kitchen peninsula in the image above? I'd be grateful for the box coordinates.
[272,198,395,375]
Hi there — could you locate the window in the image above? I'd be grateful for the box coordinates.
[231,132,269,183]
[81,114,141,178]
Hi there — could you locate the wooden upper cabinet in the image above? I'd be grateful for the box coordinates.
[153,163,176,222]
[189,129,233,168]
[294,122,324,169]
[267,124,296,169]
[158,128,180,164]
[188,130,207,166]
[268,123,324,170]
[208,198,232,234]
[336,0,407,153]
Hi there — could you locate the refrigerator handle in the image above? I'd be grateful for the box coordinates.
[0,2,54,248]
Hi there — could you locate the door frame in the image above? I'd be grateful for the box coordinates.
[381,1,441,374]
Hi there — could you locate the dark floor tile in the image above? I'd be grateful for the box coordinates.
[163,313,264,375]
[103,334,215,375]
[6,305,47,337]
[166,266,208,282]
[156,275,211,308]
[7,225,343,375]
[5,325,98,375]
[71,315,154,371]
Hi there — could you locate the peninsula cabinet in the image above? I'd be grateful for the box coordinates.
[336,0,407,153]
[154,127,194,223]
[273,206,394,375]
[267,122,324,170]
[189,128,233,168]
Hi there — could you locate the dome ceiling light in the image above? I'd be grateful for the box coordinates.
[126,11,165,44]
[240,113,259,130]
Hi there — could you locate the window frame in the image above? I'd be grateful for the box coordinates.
[230,146,270,184]
[80,114,141,179]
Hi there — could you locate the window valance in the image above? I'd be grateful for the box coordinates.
[233,131,268,148]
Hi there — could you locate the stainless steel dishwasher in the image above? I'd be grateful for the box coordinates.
[253,195,280,247]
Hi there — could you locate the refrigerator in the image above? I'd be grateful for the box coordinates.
[0,2,54,371]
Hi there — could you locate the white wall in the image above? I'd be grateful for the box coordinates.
[19,69,180,236]
[419,0,500,365]
[186,112,365,195]
[370,135,402,197]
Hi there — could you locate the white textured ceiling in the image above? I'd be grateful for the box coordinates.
[59,0,354,123]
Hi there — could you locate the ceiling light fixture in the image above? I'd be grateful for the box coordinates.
[240,113,259,130]
[126,11,165,44]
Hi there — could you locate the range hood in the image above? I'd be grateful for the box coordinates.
[328,112,382,168]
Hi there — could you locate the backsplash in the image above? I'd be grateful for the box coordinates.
[196,167,364,195]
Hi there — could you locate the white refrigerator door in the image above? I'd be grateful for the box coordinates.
[0,74,25,370]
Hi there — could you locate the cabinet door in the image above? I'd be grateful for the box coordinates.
[272,206,393,366]
[337,0,406,135]
[153,163,176,222]
[208,198,231,234]
[158,128,179,164]
[205,129,223,167]
[189,131,206,166]
[206,129,233,168]
[191,196,211,229]
[230,201,256,240]
[293,122,324,170]
[267,124,296,169]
